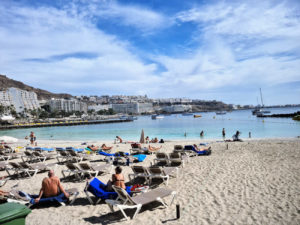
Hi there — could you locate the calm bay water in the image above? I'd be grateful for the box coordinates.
[1,107,299,141]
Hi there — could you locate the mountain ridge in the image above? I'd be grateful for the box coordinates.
[0,74,73,100]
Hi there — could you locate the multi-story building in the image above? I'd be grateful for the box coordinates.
[88,104,112,112]
[48,99,87,113]
[161,105,192,113]
[112,103,153,114]
[0,87,40,113]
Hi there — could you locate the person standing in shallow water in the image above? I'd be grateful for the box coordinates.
[200,130,204,137]
[222,128,226,139]
[29,131,36,145]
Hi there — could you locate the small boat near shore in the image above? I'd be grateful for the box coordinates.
[216,111,226,115]
[193,115,202,118]
[151,114,164,119]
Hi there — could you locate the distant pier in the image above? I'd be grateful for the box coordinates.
[257,111,300,118]
[0,119,133,130]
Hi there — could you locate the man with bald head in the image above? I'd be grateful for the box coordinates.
[35,170,69,203]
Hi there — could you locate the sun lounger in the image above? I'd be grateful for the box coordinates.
[84,177,131,204]
[56,150,71,163]
[148,166,178,186]
[169,152,188,167]
[128,165,151,183]
[0,177,9,187]
[62,163,83,180]
[33,151,56,161]
[106,185,176,220]
[8,188,79,207]
[21,151,35,163]
[19,162,52,172]
[79,163,112,177]
[66,149,84,163]
[6,162,39,178]
[184,145,212,155]
[154,152,169,166]
[0,150,19,161]
[0,161,8,170]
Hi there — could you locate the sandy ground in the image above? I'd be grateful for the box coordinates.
[1,138,300,225]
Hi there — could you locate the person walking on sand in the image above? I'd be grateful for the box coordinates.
[29,131,36,145]
[35,170,69,203]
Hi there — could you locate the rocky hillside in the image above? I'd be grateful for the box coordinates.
[0,74,73,100]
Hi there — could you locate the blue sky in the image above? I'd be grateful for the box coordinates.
[0,0,300,105]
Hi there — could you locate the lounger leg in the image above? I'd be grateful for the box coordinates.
[118,205,130,220]
[132,204,142,219]
[156,197,167,207]
[85,191,94,204]
[170,191,176,206]
[69,192,79,205]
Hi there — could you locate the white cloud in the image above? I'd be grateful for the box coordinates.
[0,0,299,105]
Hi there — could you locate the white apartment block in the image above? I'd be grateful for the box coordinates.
[88,104,112,112]
[161,104,192,113]
[112,103,153,114]
[0,87,40,113]
[48,99,88,113]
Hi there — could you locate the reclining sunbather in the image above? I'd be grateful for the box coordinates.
[193,144,211,151]
[34,170,69,203]
[149,145,162,151]
[101,144,113,151]
[87,145,99,151]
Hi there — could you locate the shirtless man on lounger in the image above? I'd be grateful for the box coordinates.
[35,170,69,203]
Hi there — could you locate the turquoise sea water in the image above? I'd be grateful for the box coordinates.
[0,107,299,141]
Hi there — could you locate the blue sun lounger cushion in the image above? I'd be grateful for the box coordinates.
[87,177,131,200]
[66,147,84,152]
[184,145,211,155]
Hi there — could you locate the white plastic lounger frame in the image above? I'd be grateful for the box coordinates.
[106,185,176,220]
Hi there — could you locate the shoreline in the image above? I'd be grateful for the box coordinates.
[13,137,300,146]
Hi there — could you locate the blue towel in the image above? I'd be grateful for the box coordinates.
[199,143,208,146]
[97,151,129,157]
[132,154,147,162]
[16,191,69,205]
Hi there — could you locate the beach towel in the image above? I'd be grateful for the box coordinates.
[97,151,129,157]
[132,154,147,162]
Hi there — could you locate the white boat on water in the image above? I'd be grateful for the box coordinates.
[252,88,271,116]
[216,111,226,115]
[151,114,164,119]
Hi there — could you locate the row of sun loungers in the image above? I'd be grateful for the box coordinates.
[62,162,113,180]
[129,165,178,186]
[5,162,54,178]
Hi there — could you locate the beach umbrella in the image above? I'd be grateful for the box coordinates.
[0,136,18,143]
[140,129,145,143]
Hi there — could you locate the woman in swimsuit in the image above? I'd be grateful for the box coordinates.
[111,166,125,189]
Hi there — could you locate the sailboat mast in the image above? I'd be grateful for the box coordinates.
[260,88,264,107]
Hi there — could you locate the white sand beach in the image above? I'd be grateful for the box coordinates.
[1,138,300,225]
